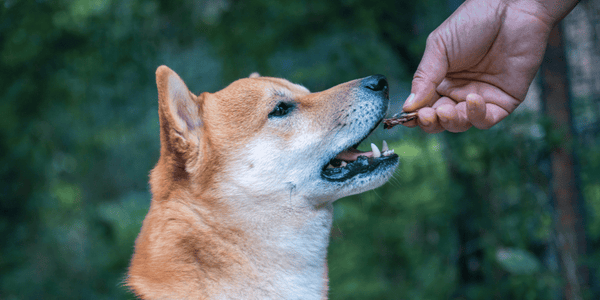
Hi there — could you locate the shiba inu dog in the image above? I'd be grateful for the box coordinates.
[127,66,399,299]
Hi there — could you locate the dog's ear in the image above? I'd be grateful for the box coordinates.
[249,72,260,78]
[155,65,203,154]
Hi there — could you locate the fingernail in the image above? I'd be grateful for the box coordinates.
[403,93,415,108]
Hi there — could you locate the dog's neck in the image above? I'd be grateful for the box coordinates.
[209,183,334,299]
[129,177,333,299]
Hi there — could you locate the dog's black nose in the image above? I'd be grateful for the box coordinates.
[363,75,388,97]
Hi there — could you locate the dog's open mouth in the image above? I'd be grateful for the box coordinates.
[321,138,398,182]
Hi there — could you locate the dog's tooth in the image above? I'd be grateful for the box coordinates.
[382,140,389,152]
[371,143,381,158]
[340,161,347,167]
[383,149,395,156]
[327,164,334,169]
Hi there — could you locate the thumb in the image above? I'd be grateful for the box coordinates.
[403,33,449,112]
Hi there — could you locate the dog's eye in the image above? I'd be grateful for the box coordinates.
[269,102,295,118]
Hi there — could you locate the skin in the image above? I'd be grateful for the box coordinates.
[402,0,580,133]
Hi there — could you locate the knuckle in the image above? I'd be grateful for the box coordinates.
[425,30,446,50]
[425,31,439,45]
[412,69,428,82]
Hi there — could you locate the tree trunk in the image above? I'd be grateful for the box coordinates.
[540,24,589,300]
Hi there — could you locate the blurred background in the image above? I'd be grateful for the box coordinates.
[1,0,599,299]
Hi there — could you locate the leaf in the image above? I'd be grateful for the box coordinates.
[496,248,541,275]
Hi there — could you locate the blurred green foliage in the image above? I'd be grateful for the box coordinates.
[1,0,598,299]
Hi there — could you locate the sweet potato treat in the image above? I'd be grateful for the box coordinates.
[383,111,417,129]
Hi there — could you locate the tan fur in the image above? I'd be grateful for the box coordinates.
[127,66,395,300]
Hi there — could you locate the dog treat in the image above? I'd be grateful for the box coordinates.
[383,111,418,129]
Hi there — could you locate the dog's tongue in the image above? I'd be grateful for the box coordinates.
[335,148,373,161]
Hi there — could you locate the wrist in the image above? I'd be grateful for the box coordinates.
[504,0,579,26]
[538,0,579,24]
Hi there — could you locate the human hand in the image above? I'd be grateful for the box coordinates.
[402,0,578,133]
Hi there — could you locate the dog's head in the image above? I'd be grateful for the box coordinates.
[152,66,398,207]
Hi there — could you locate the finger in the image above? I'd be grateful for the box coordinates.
[403,83,437,112]
[432,96,470,131]
[417,107,444,133]
[453,101,473,131]
[465,93,488,129]
[412,97,455,133]
[404,32,449,112]
[403,92,443,128]
[436,102,471,132]
[479,103,510,129]
[431,96,456,109]
[464,93,511,129]
[437,79,522,116]
[422,126,445,134]
[402,119,418,127]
